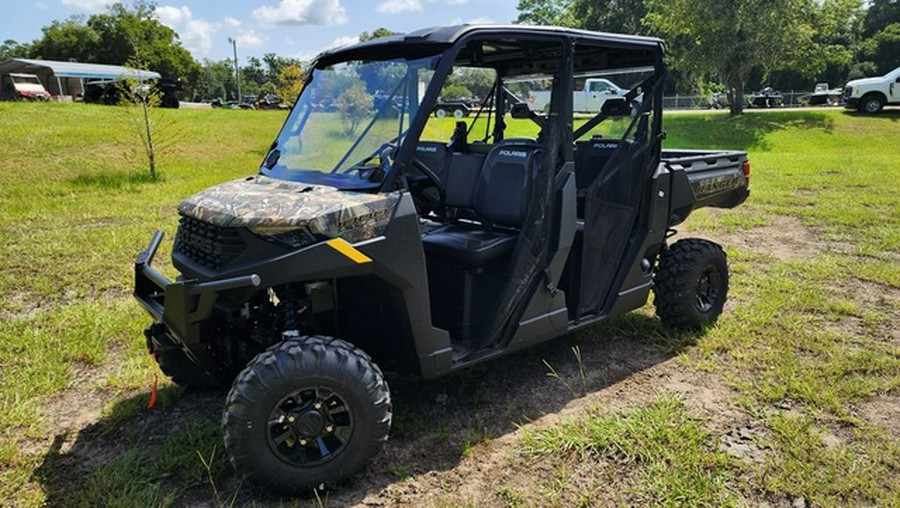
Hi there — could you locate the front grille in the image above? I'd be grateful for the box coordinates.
[174,216,246,270]
[844,86,852,99]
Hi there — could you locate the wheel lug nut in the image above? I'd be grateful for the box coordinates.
[314,402,322,409]
[326,425,333,433]
[288,416,295,423]
[300,439,307,446]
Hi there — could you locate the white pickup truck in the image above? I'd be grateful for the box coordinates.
[528,77,625,113]
[843,66,900,113]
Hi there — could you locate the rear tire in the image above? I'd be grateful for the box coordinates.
[222,336,391,495]
[653,239,729,329]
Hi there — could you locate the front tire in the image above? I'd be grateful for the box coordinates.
[222,336,391,494]
[653,239,729,329]
[860,94,884,114]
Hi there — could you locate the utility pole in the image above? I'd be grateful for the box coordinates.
[228,37,241,102]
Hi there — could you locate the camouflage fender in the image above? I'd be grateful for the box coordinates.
[178,175,401,243]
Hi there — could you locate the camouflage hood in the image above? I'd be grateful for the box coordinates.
[178,175,400,242]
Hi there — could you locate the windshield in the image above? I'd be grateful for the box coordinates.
[262,55,439,189]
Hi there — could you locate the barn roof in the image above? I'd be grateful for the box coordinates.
[0,58,160,80]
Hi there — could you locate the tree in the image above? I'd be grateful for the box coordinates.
[860,22,900,74]
[862,0,900,38]
[276,64,304,104]
[336,82,372,137]
[0,39,32,61]
[30,17,99,62]
[515,0,574,25]
[644,0,860,115]
[116,50,180,180]
[572,0,647,34]
[28,2,200,96]
[359,28,397,42]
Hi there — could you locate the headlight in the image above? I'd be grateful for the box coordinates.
[248,226,317,249]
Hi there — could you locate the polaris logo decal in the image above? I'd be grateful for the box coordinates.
[498,149,528,158]
[592,142,618,149]
[416,146,438,153]
[337,208,390,230]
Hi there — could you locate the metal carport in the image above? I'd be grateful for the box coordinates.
[0,59,160,99]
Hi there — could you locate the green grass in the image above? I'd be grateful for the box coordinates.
[522,397,737,506]
[0,103,898,505]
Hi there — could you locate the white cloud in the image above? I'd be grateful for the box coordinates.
[376,0,422,14]
[156,5,265,56]
[60,0,109,12]
[449,15,493,25]
[156,5,192,26]
[253,0,348,26]
[237,31,265,48]
[327,35,359,50]
[294,35,360,61]
[182,18,216,54]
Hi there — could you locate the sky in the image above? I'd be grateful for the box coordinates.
[1,0,522,63]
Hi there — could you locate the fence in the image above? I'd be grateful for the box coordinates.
[662,90,828,110]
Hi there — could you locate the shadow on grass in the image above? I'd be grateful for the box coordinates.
[664,110,836,151]
[32,313,706,506]
[68,170,160,190]
[842,108,900,122]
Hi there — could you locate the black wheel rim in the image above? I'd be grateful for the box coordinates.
[267,386,353,467]
[695,265,722,313]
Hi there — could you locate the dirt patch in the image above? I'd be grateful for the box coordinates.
[827,277,900,345]
[857,393,900,438]
[695,213,827,261]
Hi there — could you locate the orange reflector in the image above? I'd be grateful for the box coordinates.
[741,161,751,187]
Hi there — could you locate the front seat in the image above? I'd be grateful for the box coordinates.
[422,143,541,267]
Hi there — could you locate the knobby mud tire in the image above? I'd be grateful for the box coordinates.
[222,336,391,494]
[653,238,729,329]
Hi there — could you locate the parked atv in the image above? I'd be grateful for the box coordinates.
[134,25,750,495]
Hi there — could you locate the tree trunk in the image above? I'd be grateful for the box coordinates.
[728,77,744,116]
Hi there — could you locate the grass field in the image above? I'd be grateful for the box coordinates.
[0,102,898,506]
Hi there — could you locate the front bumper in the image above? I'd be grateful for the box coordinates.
[134,230,261,374]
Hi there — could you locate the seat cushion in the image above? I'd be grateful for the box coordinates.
[422,224,517,267]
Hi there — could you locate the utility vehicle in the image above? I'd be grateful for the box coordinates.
[134,24,750,494]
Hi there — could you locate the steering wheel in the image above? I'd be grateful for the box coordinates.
[406,155,446,217]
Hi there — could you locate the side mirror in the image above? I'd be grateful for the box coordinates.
[510,102,533,119]
[601,97,630,117]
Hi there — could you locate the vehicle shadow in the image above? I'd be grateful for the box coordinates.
[32,312,705,506]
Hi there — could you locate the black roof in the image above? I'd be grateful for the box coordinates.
[317,24,665,64]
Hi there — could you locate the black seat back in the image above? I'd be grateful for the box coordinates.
[445,153,485,209]
[473,144,541,228]
[574,139,631,191]
[414,142,451,180]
